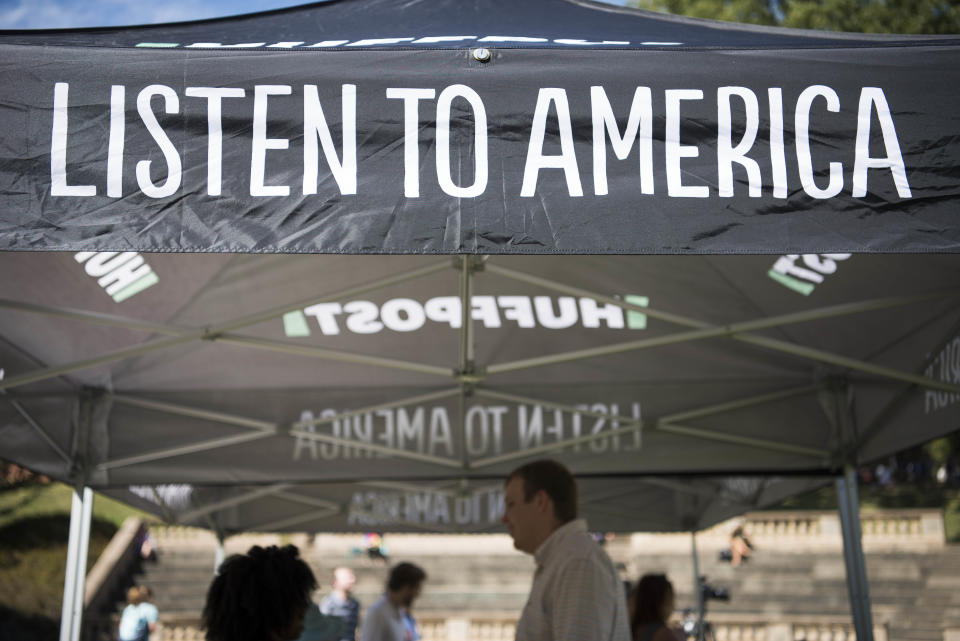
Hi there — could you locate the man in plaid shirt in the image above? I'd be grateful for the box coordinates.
[502,459,631,641]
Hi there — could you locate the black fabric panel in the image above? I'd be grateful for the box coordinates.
[0,0,952,49]
[1,45,958,253]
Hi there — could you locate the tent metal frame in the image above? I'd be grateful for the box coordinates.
[5,257,957,482]
[4,258,953,641]
[2,262,958,393]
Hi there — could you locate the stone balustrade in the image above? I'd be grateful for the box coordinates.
[706,614,888,641]
[151,525,311,552]
[149,509,944,555]
[631,509,945,554]
[150,614,889,641]
[156,625,205,641]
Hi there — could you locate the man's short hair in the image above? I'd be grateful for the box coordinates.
[387,562,426,592]
[506,459,578,523]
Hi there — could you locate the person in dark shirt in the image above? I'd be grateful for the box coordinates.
[202,545,317,641]
[630,573,681,641]
[319,567,361,641]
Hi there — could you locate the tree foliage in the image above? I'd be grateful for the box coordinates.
[629,0,960,34]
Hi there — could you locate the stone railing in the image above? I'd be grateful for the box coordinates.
[323,613,888,641]
[434,615,891,641]
[631,509,945,554]
[705,613,889,641]
[82,517,147,641]
[151,524,310,552]
[149,509,945,558]
[150,615,898,641]
[155,623,205,641]
[85,517,144,608]
[419,613,517,641]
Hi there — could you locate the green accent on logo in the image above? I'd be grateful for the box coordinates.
[111,271,159,303]
[768,269,815,296]
[283,311,312,337]
[625,295,649,329]
[136,43,180,48]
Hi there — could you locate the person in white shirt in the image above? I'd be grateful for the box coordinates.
[361,562,426,641]
[502,459,631,641]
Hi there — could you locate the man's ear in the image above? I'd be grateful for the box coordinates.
[534,489,551,514]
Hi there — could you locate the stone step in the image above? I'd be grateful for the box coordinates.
[136,590,531,616]
[887,624,947,641]
[126,529,960,641]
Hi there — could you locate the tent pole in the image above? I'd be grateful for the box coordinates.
[58,486,82,641]
[177,484,292,524]
[214,535,225,574]
[59,485,93,641]
[458,255,476,470]
[4,392,71,463]
[824,380,875,641]
[690,531,705,641]
[249,507,340,532]
[837,464,874,641]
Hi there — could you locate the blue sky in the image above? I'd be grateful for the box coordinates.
[0,0,627,30]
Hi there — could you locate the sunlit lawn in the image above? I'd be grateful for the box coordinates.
[0,482,149,639]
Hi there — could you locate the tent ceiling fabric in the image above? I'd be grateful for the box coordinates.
[0,0,958,253]
[104,476,833,534]
[1,253,959,531]
[1,0,959,533]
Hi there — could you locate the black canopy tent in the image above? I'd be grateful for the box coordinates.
[1,1,959,640]
[1,0,959,253]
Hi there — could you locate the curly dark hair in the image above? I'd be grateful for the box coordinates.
[202,545,318,641]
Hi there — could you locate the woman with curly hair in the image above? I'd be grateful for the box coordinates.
[202,545,318,641]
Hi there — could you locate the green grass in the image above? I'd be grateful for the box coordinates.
[0,482,151,640]
[945,495,960,542]
[0,482,148,531]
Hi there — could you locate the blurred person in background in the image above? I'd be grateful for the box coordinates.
[118,586,146,641]
[361,562,426,641]
[630,573,680,641]
[320,567,361,641]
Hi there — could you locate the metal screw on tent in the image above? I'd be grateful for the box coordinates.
[473,48,492,62]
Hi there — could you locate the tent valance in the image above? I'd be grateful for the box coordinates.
[1,0,958,253]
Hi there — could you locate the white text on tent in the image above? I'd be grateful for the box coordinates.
[49,82,911,202]
[293,401,643,461]
[287,295,649,337]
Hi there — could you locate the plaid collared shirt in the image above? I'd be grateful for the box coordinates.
[515,519,631,641]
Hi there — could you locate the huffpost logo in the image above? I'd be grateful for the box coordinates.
[74,252,158,302]
[768,254,851,296]
[282,295,650,337]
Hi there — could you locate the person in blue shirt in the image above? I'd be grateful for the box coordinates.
[118,587,145,641]
[137,586,159,640]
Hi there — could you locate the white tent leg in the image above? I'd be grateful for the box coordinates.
[59,486,93,641]
[690,531,705,641]
[214,536,226,574]
[837,465,874,641]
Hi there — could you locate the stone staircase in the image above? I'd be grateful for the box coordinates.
[107,511,960,641]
